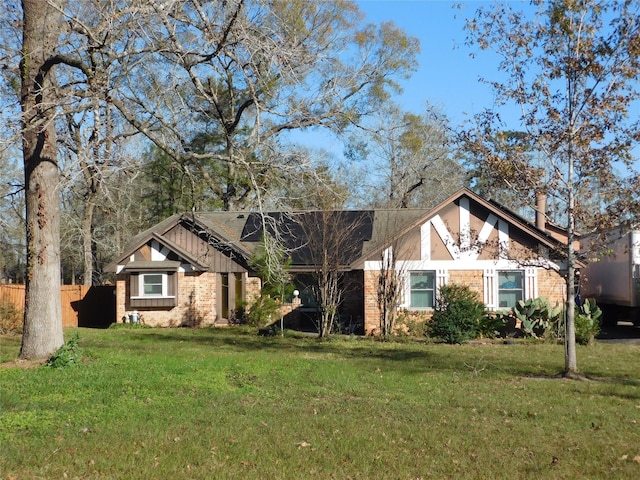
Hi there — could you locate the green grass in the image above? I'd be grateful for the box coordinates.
[1,327,639,479]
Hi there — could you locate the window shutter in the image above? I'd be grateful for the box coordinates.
[168,272,177,297]
[483,269,496,310]
[525,267,537,299]
[130,273,139,296]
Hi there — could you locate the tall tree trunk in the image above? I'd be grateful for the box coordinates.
[19,0,64,359]
[564,148,578,375]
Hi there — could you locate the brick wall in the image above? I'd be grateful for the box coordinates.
[537,269,566,308]
[448,270,484,300]
[363,270,379,335]
[362,267,567,335]
[116,271,264,327]
[117,271,218,327]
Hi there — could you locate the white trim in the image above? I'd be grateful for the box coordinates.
[483,268,496,309]
[150,240,168,261]
[436,268,448,291]
[459,197,471,254]
[498,220,509,259]
[477,214,498,248]
[463,213,499,261]
[382,246,393,266]
[420,221,431,261]
[365,258,553,272]
[525,267,538,299]
[431,215,461,260]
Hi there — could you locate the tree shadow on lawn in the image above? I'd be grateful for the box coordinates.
[123,329,463,373]
[519,371,640,402]
[119,329,533,377]
[117,329,640,387]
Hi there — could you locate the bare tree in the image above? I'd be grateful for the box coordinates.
[377,245,401,336]
[113,0,419,211]
[297,210,371,337]
[346,102,464,209]
[462,0,640,376]
[10,0,419,359]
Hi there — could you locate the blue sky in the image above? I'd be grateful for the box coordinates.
[356,0,516,126]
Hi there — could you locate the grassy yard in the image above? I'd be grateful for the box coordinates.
[1,327,639,479]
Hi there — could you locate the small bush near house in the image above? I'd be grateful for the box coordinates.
[0,301,22,334]
[478,312,511,339]
[429,284,485,344]
[246,294,281,327]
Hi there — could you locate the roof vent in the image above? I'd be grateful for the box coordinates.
[237,214,245,219]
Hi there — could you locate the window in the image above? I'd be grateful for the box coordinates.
[129,271,178,307]
[498,271,523,308]
[143,274,164,296]
[410,271,435,308]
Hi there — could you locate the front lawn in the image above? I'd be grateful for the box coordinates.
[1,327,639,479]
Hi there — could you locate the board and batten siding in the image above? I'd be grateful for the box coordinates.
[164,224,247,273]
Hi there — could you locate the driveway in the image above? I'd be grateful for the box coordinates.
[597,321,640,345]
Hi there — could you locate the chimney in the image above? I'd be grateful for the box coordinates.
[535,192,546,231]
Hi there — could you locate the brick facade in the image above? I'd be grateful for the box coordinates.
[117,271,214,327]
[116,271,264,327]
[363,270,380,335]
[448,270,484,300]
[361,267,567,335]
[537,268,567,309]
[111,190,570,333]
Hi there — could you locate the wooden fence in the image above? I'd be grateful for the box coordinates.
[0,284,91,328]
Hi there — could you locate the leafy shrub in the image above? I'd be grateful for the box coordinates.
[429,284,485,344]
[0,301,22,334]
[46,333,81,369]
[514,297,562,338]
[478,312,510,339]
[246,294,281,327]
[575,298,602,345]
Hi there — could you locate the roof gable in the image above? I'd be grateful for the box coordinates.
[106,215,252,273]
[353,188,568,267]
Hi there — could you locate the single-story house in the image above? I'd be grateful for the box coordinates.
[107,188,570,333]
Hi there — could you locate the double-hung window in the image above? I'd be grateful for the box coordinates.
[141,273,166,296]
[409,271,435,308]
[498,271,523,308]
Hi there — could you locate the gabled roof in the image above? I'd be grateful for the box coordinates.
[348,187,569,266]
[105,213,246,272]
[108,187,571,273]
